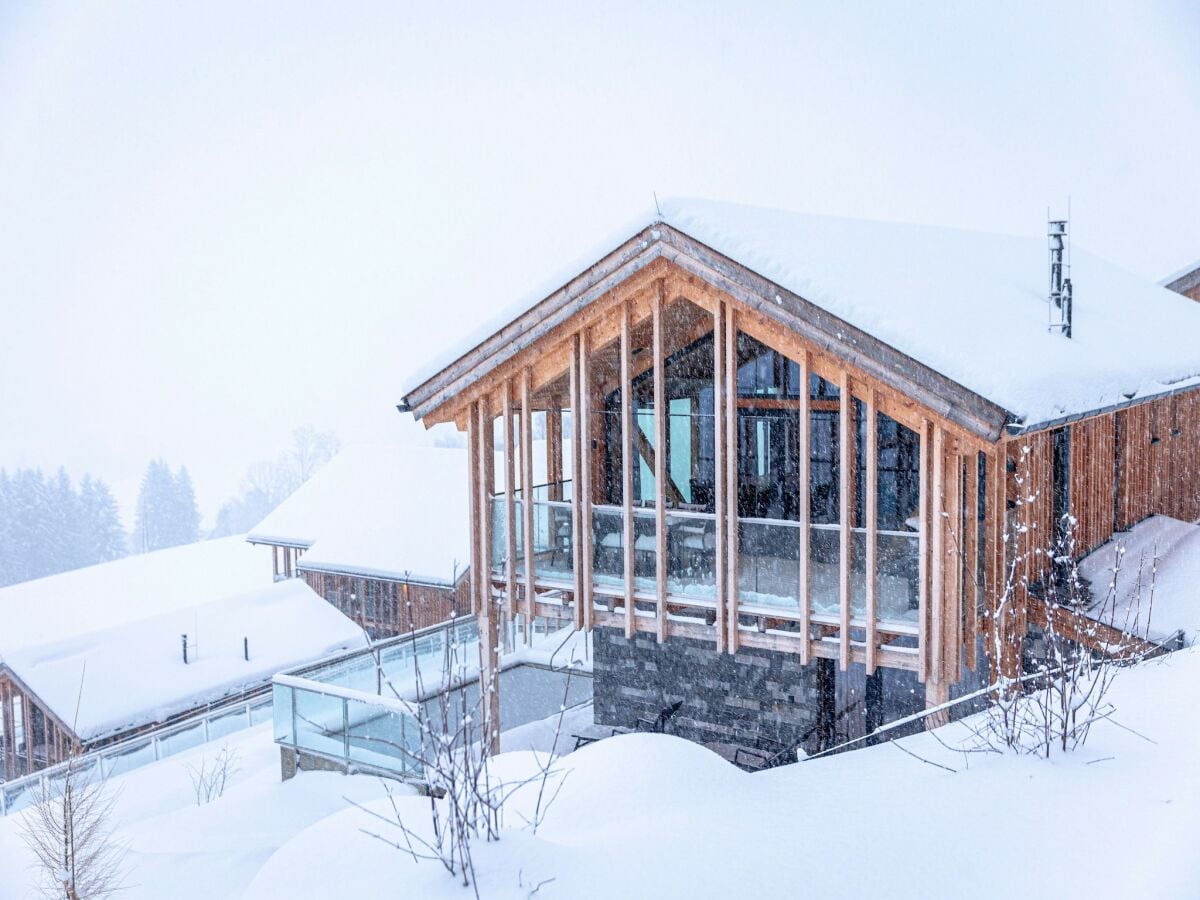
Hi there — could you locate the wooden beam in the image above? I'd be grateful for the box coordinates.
[547,401,563,501]
[713,302,727,653]
[580,328,595,631]
[798,350,812,665]
[725,302,740,653]
[930,425,946,685]
[865,389,879,675]
[621,301,636,639]
[521,367,536,640]
[632,427,686,505]
[569,334,584,630]
[467,404,481,617]
[653,281,668,643]
[917,418,931,683]
[964,450,980,670]
[838,369,852,671]
[503,381,517,621]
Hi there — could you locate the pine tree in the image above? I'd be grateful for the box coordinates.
[134,459,174,552]
[172,466,201,546]
[50,466,84,573]
[80,475,127,564]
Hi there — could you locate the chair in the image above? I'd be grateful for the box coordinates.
[635,700,684,734]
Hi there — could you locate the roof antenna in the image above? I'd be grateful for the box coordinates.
[653,191,662,218]
[1048,202,1073,338]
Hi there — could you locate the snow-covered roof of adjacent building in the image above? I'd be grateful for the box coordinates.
[1080,515,1200,645]
[404,197,1200,434]
[248,444,473,587]
[0,537,364,741]
[1162,257,1200,294]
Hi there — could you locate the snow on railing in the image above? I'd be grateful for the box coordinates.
[0,693,272,817]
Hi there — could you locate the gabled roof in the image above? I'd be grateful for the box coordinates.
[248,444,472,587]
[1162,258,1200,296]
[402,198,1200,436]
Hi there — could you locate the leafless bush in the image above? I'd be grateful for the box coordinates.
[186,745,239,806]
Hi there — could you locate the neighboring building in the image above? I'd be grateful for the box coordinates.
[1163,258,1200,302]
[0,536,362,781]
[247,445,474,638]
[399,198,1200,754]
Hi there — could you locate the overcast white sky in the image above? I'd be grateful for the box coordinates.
[1,1,1197,527]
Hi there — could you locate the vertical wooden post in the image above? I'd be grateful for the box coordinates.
[1,680,12,781]
[503,381,517,621]
[653,281,668,643]
[865,390,879,676]
[547,401,563,501]
[917,418,931,683]
[475,400,501,754]
[713,304,727,652]
[725,303,740,653]
[964,450,980,670]
[930,425,946,686]
[521,367,536,639]
[620,302,636,639]
[945,445,964,682]
[797,350,812,665]
[838,370,853,671]
[580,328,595,631]
[569,334,585,630]
[467,404,481,618]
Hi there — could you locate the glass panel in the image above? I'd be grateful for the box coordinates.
[809,525,841,617]
[665,512,717,599]
[877,531,920,625]
[345,697,420,775]
[3,779,38,815]
[636,408,655,502]
[250,699,274,726]
[208,706,248,741]
[738,519,801,611]
[293,689,346,758]
[632,507,657,591]
[156,721,205,757]
[532,501,573,583]
[102,739,156,779]
[668,401,694,504]
[491,496,506,575]
[851,529,868,619]
[592,506,624,587]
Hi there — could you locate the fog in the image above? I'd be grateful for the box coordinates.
[1,1,1197,526]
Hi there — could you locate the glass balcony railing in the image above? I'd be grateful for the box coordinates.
[876,530,920,627]
[665,511,717,602]
[591,505,624,589]
[809,524,841,618]
[738,517,801,612]
[531,500,574,584]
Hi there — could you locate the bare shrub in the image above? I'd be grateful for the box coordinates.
[186,745,239,806]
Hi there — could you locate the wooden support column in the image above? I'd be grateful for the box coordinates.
[569,334,585,630]
[798,351,812,665]
[503,381,517,620]
[964,451,980,670]
[713,303,727,652]
[653,281,668,643]
[944,444,964,682]
[725,303,740,653]
[930,426,946,686]
[521,368,536,639]
[865,390,879,675]
[580,329,595,631]
[475,400,501,754]
[620,302,636,639]
[917,418,931,683]
[547,401,563,501]
[467,404,481,617]
[1,680,13,781]
[838,370,853,671]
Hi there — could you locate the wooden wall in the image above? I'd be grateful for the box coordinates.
[1070,413,1117,556]
[0,672,75,782]
[1115,392,1200,530]
[302,571,465,638]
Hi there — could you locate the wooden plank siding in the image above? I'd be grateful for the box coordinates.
[301,571,465,638]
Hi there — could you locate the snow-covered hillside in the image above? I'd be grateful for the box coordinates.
[3,647,1198,898]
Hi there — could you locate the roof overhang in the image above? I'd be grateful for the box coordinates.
[1164,264,1200,297]
[401,222,1013,443]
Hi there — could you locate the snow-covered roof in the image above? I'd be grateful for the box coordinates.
[0,537,365,740]
[1162,258,1200,296]
[0,536,265,659]
[1080,515,1200,645]
[405,197,1200,432]
[1161,257,1200,288]
[248,441,567,587]
[248,444,472,587]
[2,579,364,742]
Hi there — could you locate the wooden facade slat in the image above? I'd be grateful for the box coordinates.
[579,328,595,631]
[797,350,812,665]
[521,367,536,636]
[865,389,879,675]
[653,281,669,643]
[503,380,517,620]
[620,301,635,639]
[725,303,740,653]
[838,369,853,671]
[712,302,727,653]
[569,334,585,630]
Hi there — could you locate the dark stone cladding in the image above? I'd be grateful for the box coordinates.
[592,626,930,751]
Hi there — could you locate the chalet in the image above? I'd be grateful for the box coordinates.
[0,536,362,781]
[399,198,1200,753]
[247,444,472,638]
[1164,258,1200,302]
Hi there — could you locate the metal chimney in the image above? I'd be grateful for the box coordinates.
[1048,215,1073,338]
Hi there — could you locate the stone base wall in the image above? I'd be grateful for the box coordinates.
[592,627,928,752]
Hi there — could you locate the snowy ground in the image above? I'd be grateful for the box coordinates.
[3,645,1199,898]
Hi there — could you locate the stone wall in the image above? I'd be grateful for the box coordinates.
[592,627,928,752]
